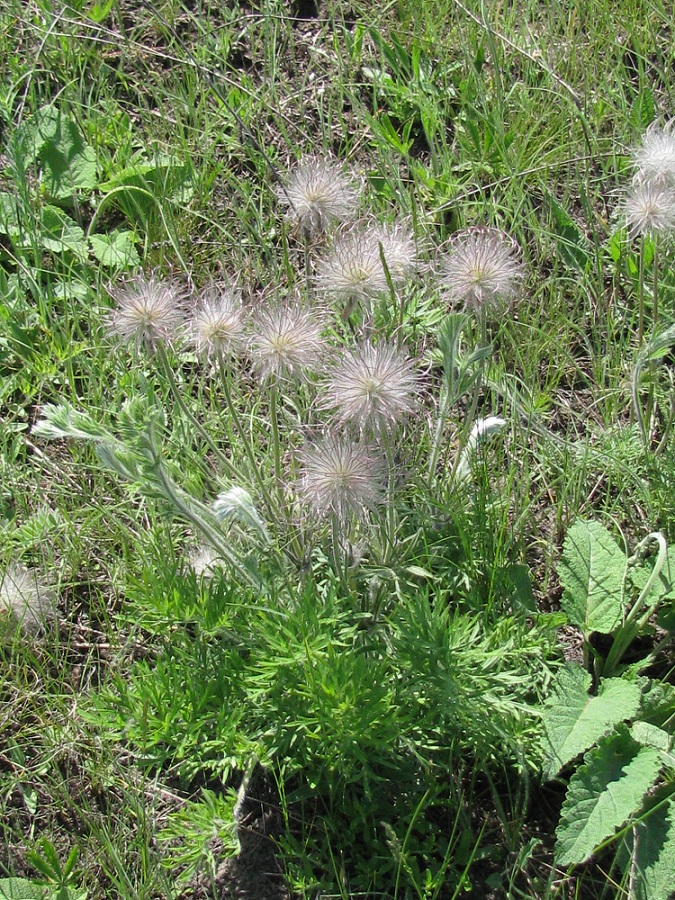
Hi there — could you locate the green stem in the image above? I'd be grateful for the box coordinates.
[217,352,277,518]
[269,379,283,493]
[637,239,646,347]
[155,344,244,484]
[153,458,260,588]
[331,513,350,597]
[603,532,667,676]
[427,385,451,484]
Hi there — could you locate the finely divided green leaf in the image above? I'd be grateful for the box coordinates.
[555,728,662,866]
[558,520,626,634]
[543,664,642,779]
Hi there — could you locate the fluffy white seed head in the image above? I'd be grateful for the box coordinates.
[316,224,417,304]
[249,303,326,381]
[633,121,675,187]
[190,283,247,360]
[440,227,523,313]
[278,156,359,239]
[624,180,675,237]
[107,273,186,351]
[319,342,421,436]
[297,435,384,524]
[0,562,56,633]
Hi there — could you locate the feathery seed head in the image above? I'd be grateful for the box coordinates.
[250,302,326,381]
[278,156,359,239]
[633,120,675,186]
[440,227,523,313]
[320,342,421,436]
[107,273,186,351]
[191,283,247,360]
[624,180,675,237]
[0,562,56,633]
[298,435,384,523]
[316,224,417,304]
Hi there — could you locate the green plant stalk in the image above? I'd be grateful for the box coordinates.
[331,513,350,597]
[268,379,283,493]
[603,531,667,676]
[637,238,646,348]
[155,344,244,485]
[427,383,451,483]
[631,351,650,449]
[217,351,278,518]
[152,454,261,588]
[646,236,660,441]
[266,378,306,565]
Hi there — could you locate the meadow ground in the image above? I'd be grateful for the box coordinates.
[1,1,675,897]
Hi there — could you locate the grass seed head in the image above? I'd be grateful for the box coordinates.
[440,227,523,313]
[298,435,384,524]
[320,342,421,436]
[107,272,187,352]
[624,180,675,237]
[278,156,359,239]
[191,283,247,360]
[633,120,675,186]
[249,302,326,381]
[0,562,56,634]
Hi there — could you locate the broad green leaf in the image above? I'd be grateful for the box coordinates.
[543,664,642,779]
[623,798,675,900]
[0,878,44,899]
[542,186,592,271]
[89,231,140,267]
[37,107,97,199]
[558,519,626,634]
[0,192,21,237]
[631,721,673,754]
[640,682,675,729]
[40,206,88,262]
[555,728,662,866]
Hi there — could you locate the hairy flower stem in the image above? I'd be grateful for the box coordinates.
[637,239,646,347]
[331,513,350,597]
[217,352,277,517]
[267,379,306,565]
[269,380,283,494]
[153,456,260,587]
[304,237,312,294]
[427,385,450,484]
[646,238,660,440]
[155,344,244,485]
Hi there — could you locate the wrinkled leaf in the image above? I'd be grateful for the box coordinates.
[621,797,675,900]
[40,206,88,261]
[0,878,44,900]
[559,519,626,634]
[37,107,98,198]
[543,664,642,779]
[90,230,140,267]
[555,727,662,866]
